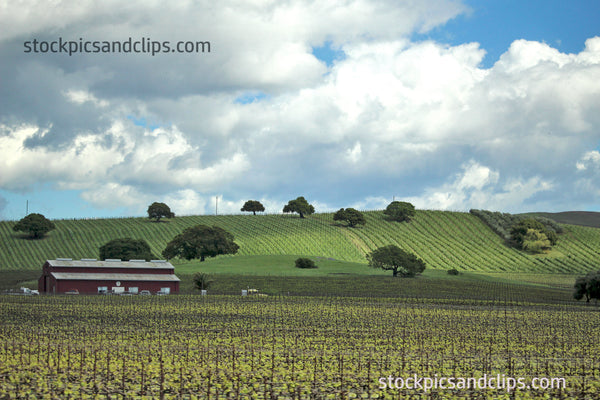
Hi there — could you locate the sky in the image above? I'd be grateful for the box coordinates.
[1,0,600,220]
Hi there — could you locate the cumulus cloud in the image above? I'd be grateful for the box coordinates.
[0,122,248,199]
[576,150,600,171]
[574,150,600,202]
[1,1,600,216]
[406,161,553,212]
[350,196,391,211]
[64,90,109,107]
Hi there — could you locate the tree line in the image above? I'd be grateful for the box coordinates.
[12,197,426,280]
[469,209,563,254]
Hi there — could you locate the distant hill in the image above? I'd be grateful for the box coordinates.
[1,210,599,274]
[522,211,600,228]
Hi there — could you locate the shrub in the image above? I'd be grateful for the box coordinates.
[295,258,317,269]
[510,219,556,250]
[447,268,459,275]
[193,272,214,291]
[470,210,561,249]
[522,229,551,253]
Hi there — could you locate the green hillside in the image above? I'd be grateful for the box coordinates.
[1,210,599,274]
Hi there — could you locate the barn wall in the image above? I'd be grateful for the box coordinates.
[39,260,180,294]
[54,279,179,294]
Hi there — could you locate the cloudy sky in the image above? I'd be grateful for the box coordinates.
[1,0,600,220]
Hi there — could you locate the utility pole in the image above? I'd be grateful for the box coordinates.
[26,200,29,215]
[215,195,218,215]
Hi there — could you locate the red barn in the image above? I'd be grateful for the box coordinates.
[38,258,180,294]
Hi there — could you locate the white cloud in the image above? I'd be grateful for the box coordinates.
[0,122,249,206]
[164,190,208,216]
[574,150,600,202]
[64,90,109,107]
[457,162,499,190]
[406,161,553,212]
[346,142,362,164]
[576,150,600,171]
[350,196,391,211]
[80,183,149,210]
[2,2,600,216]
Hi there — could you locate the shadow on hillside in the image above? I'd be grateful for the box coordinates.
[12,233,51,241]
[0,270,39,291]
[328,222,365,228]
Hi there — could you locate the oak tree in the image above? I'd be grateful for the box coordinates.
[283,196,315,218]
[13,213,55,239]
[99,238,154,261]
[147,202,175,222]
[333,208,366,227]
[383,201,415,222]
[162,225,239,262]
[241,200,265,215]
[367,245,425,277]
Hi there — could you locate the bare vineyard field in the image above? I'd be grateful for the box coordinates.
[1,293,599,399]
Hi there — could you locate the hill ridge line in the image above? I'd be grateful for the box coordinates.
[1,210,599,274]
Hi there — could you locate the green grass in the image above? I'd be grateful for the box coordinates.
[175,255,385,276]
[1,210,599,277]
[480,272,581,289]
[176,270,574,303]
[4,254,579,299]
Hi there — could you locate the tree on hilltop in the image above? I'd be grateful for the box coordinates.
[241,200,265,215]
[383,201,415,222]
[367,245,425,277]
[147,202,175,222]
[283,196,315,218]
[13,213,55,239]
[333,208,366,227]
[99,238,154,261]
[162,225,239,262]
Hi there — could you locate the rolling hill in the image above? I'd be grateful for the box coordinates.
[1,210,599,274]
[522,211,600,228]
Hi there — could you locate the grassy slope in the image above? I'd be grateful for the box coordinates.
[1,210,599,277]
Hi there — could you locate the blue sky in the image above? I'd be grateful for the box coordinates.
[1,0,599,220]
[416,0,600,68]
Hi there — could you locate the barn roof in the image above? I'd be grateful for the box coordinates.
[47,259,174,269]
[50,272,180,282]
